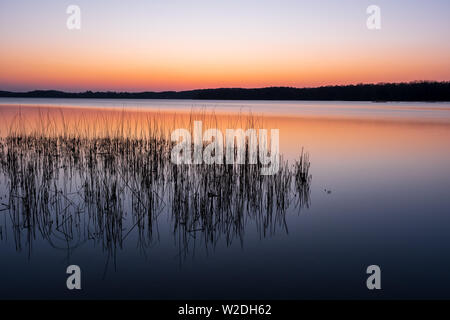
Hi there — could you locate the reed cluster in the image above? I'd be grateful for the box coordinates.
[0,109,311,262]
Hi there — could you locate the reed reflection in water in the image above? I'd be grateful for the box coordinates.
[0,108,311,266]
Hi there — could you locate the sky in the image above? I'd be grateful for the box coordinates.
[1,0,450,92]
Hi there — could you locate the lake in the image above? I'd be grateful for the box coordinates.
[0,98,450,299]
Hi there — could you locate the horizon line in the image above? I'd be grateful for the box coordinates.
[1,80,449,94]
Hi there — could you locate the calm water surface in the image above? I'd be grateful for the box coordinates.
[0,98,450,299]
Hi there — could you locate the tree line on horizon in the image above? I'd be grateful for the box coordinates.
[1,81,449,101]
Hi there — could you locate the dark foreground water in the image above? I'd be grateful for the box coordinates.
[0,99,450,299]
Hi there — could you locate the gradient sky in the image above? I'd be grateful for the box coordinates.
[1,0,450,92]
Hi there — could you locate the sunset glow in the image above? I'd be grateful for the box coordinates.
[1,0,450,92]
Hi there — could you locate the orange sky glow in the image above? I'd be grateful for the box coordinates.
[1,0,449,92]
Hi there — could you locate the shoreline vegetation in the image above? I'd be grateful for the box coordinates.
[1,81,450,102]
[0,110,311,261]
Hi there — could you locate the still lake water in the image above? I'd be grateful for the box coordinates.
[0,98,450,299]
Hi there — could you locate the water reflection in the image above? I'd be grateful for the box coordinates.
[2,102,450,298]
[0,132,311,267]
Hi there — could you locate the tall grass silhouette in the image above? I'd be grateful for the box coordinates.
[0,108,311,264]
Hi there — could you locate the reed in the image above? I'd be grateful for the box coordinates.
[0,108,311,263]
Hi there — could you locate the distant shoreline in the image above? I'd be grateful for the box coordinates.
[1,81,449,102]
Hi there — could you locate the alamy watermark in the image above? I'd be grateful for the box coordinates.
[171,121,280,175]
[366,265,381,290]
[66,5,81,30]
[367,5,381,30]
[64,5,380,31]
[66,265,81,290]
